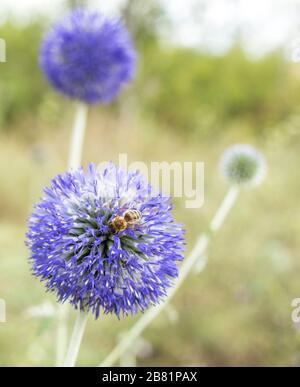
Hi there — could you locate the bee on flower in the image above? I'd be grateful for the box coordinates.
[26,164,185,318]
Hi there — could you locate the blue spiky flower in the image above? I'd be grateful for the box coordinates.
[39,9,137,104]
[220,144,267,187]
[26,164,184,318]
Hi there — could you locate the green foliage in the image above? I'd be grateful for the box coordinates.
[0,21,43,126]
[121,0,167,47]
[1,17,300,138]
[0,20,65,132]
[139,45,300,135]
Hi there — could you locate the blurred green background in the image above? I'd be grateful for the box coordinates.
[1,0,300,366]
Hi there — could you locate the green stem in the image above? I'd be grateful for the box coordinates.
[63,311,88,367]
[68,102,89,169]
[55,305,68,366]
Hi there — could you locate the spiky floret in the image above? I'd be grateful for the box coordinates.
[220,144,267,187]
[39,9,137,104]
[27,163,184,318]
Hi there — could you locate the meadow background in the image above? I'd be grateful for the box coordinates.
[1,0,300,366]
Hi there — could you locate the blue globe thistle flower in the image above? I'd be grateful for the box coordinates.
[39,9,137,104]
[220,144,267,187]
[26,164,184,318]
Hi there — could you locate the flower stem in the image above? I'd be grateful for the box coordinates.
[68,102,89,169]
[63,311,88,367]
[55,102,88,366]
[55,304,68,366]
[99,186,240,367]
[210,185,239,232]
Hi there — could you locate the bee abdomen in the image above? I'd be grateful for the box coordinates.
[123,209,142,225]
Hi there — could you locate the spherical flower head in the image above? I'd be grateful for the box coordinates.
[26,163,184,318]
[220,144,267,187]
[39,9,137,104]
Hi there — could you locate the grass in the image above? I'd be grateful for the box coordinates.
[0,108,300,366]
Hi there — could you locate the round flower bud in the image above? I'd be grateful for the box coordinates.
[26,164,184,318]
[39,9,137,104]
[220,144,267,187]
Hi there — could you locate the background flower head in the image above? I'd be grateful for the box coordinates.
[26,163,184,318]
[39,9,137,104]
[220,144,267,187]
